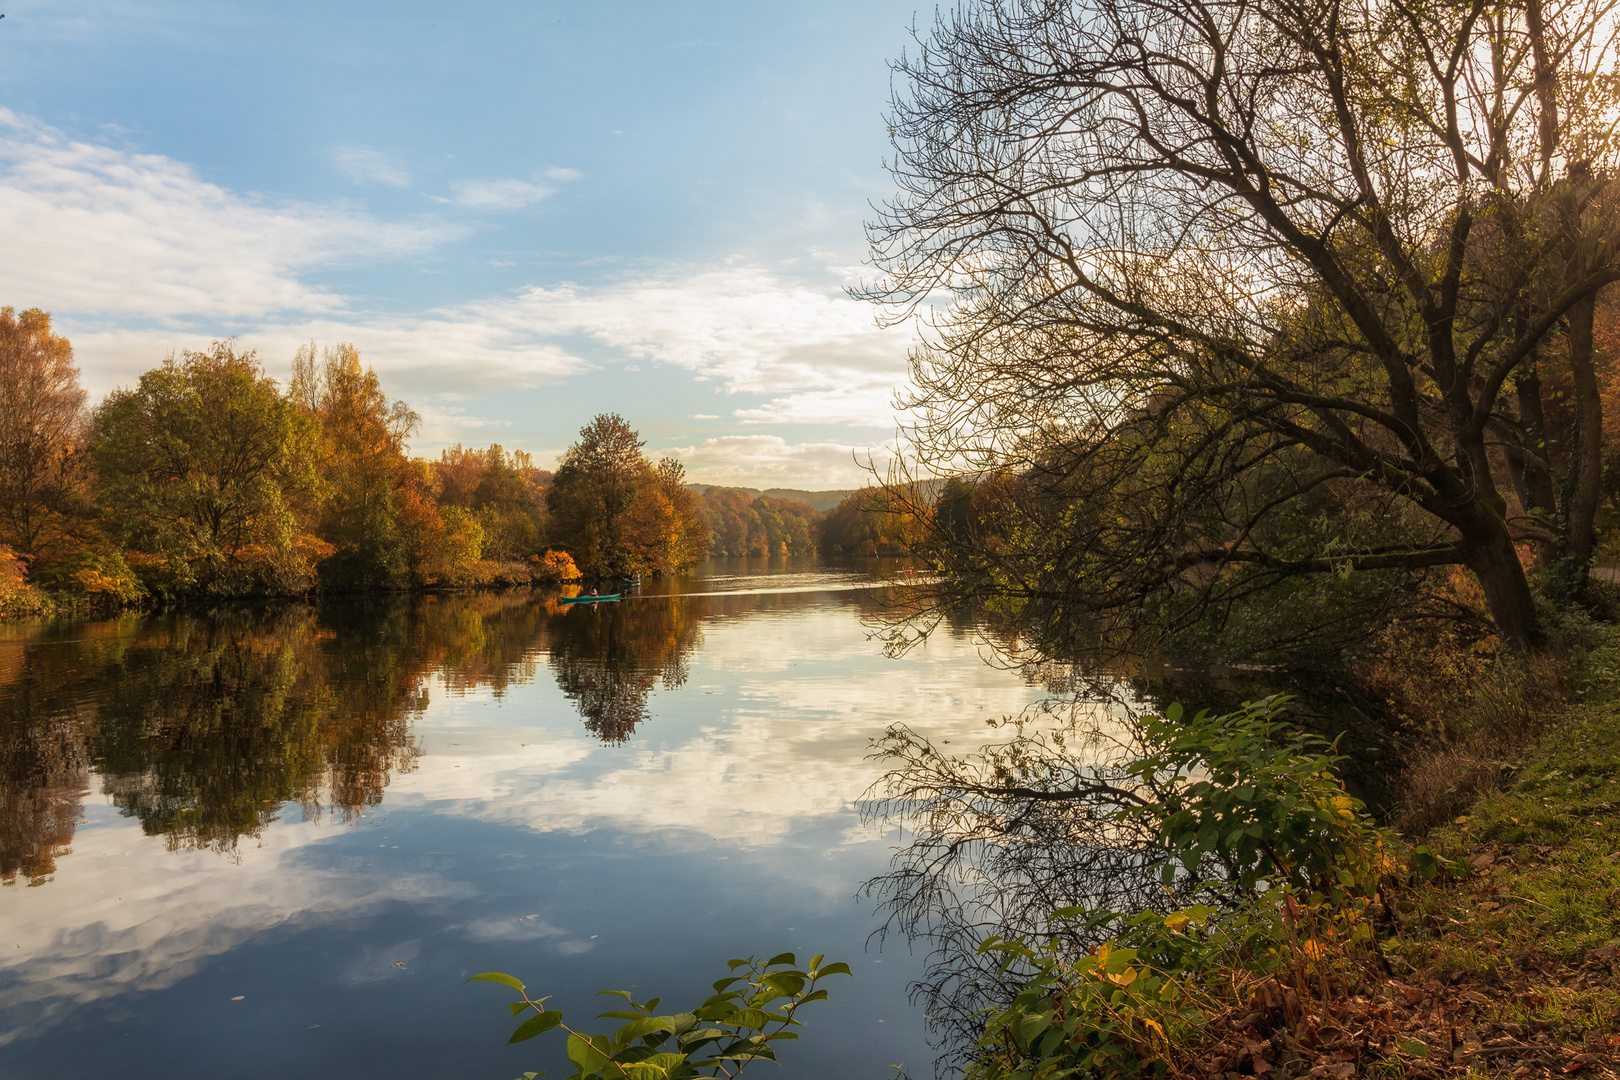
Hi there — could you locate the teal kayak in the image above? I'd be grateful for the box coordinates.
[559,593,622,604]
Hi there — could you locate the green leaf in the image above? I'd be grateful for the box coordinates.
[467,971,526,992]
[761,973,805,996]
[613,1016,676,1045]
[729,1008,771,1031]
[566,1033,611,1073]
[508,1010,564,1044]
[677,1027,727,1049]
[509,1001,530,1017]
[1017,1013,1052,1045]
[765,952,797,967]
[815,962,852,977]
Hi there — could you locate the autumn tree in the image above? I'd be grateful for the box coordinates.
[625,458,711,574]
[695,487,821,557]
[820,486,929,556]
[863,0,1620,651]
[290,342,429,588]
[0,308,92,563]
[92,343,320,593]
[546,416,709,577]
[448,443,552,562]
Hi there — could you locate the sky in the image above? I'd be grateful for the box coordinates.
[0,1,928,489]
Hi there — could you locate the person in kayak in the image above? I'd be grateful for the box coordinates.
[587,587,598,597]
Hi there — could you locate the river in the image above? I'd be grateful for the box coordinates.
[0,558,1066,1079]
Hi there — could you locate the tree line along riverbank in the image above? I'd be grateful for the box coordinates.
[0,308,917,618]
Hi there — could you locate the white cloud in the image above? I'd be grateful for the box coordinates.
[64,317,592,400]
[0,108,916,474]
[330,144,411,187]
[733,384,901,428]
[446,178,554,209]
[659,434,891,489]
[464,265,912,427]
[0,813,478,1047]
[0,109,450,321]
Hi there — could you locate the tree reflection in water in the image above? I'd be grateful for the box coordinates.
[545,594,704,743]
[0,588,713,885]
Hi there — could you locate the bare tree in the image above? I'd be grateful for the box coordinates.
[0,308,90,562]
[862,0,1620,649]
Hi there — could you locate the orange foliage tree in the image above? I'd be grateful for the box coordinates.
[0,308,93,564]
[290,342,455,588]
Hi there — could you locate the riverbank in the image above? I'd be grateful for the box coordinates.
[1191,635,1620,1078]
[0,547,588,622]
[954,623,1620,1080]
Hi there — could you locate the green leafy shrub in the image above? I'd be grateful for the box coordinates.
[957,699,1416,1079]
[1124,698,1386,905]
[966,931,1212,1080]
[470,952,850,1079]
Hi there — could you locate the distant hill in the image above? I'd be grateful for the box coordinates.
[688,485,855,512]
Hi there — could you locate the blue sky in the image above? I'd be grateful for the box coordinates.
[0,1,925,487]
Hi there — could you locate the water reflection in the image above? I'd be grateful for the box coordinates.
[0,559,1083,1080]
[0,608,427,880]
[0,568,880,885]
[547,596,705,743]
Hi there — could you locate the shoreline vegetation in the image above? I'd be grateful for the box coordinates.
[925,628,1620,1080]
[0,307,914,622]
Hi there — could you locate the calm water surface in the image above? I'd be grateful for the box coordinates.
[0,559,1055,1079]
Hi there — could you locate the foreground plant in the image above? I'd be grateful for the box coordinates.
[469,952,850,1079]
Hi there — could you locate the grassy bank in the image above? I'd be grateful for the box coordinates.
[1184,637,1620,1079]
[1361,638,1620,1076]
[950,625,1620,1080]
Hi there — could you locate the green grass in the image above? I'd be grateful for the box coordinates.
[1373,635,1620,1072]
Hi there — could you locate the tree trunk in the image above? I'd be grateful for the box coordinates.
[1514,372,1561,566]
[1464,521,1540,650]
[1565,291,1603,573]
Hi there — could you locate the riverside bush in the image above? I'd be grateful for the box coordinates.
[963,699,1414,1080]
[1124,698,1387,905]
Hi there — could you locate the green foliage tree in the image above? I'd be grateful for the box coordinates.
[467,444,551,562]
[547,416,708,577]
[92,343,319,594]
[547,414,651,576]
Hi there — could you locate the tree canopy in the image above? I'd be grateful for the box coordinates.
[0,308,91,562]
[93,343,320,593]
[864,0,1620,652]
[547,414,710,576]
